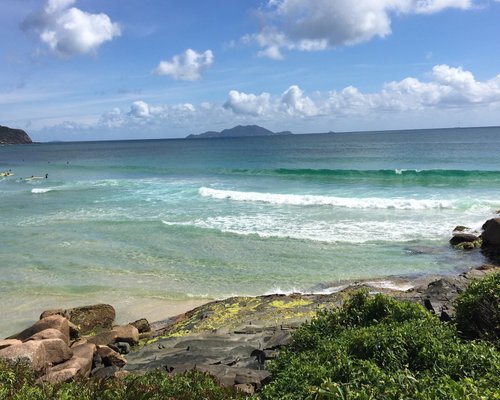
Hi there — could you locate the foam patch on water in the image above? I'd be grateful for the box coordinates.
[31,188,53,194]
[199,187,455,210]
[162,214,453,244]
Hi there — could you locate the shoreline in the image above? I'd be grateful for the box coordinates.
[0,263,483,340]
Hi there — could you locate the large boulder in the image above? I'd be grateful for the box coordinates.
[40,338,73,366]
[130,318,151,333]
[0,341,47,371]
[38,343,96,384]
[482,218,500,255]
[7,315,70,343]
[96,345,127,368]
[41,304,115,335]
[26,328,70,345]
[0,339,22,350]
[112,325,139,345]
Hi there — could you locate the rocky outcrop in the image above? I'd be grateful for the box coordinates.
[0,306,137,385]
[481,218,500,258]
[0,125,32,144]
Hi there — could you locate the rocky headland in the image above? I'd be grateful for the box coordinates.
[0,125,32,144]
[1,219,499,394]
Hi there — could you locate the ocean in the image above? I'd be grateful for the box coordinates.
[1,127,499,337]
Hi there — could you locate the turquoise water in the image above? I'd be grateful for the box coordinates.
[1,127,499,336]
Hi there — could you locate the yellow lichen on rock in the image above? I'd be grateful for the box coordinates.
[269,298,312,309]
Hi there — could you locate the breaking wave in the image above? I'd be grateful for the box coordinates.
[199,187,455,210]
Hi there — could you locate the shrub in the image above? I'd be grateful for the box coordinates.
[259,291,500,400]
[0,360,245,400]
[455,272,499,346]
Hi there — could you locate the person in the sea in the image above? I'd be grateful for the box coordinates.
[45,173,48,179]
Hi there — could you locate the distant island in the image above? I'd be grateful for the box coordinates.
[186,125,293,139]
[0,125,32,144]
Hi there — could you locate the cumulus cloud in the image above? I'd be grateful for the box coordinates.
[224,90,272,116]
[223,65,500,119]
[128,100,151,119]
[53,64,500,139]
[280,85,317,116]
[154,49,214,81]
[248,0,473,58]
[22,0,121,56]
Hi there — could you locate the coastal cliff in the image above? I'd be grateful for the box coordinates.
[0,125,33,144]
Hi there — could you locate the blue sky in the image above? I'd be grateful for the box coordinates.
[1,0,500,141]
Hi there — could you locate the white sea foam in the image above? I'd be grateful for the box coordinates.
[162,214,453,244]
[31,188,53,194]
[199,187,454,210]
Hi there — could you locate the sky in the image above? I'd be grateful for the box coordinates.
[1,0,500,141]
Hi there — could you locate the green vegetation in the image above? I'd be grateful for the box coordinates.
[455,272,499,346]
[0,363,245,400]
[259,291,500,399]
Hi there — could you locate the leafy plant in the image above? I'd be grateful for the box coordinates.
[259,291,500,399]
[455,272,499,346]
[0,360,245,400]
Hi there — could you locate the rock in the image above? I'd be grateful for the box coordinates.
[418,278,464,321]
[86,331,118,346]
[26,328,69,345]
[48,353,93,380]
[113,341,131,354]
[92,365,119,380]
[481,218,500,255]
[0,340,46,371]
[71,343,96,361]
[234,369,270,388]
[264,330,292,349]
[112,325,139,345]
[130,318,151,333]
[41,304,115,335]
[70,338,88,348]
[450,233,479,246]
[39,354,93,384]
[37,367,80,385]
[0,339,22,350]
[7,315,69,342]
[97,346,127,368]
[453,225,470,232]
[40,309,65,319]
[40,338,73,366]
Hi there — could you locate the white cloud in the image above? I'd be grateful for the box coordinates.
[128,101,151,118]
[280,85,317,116]
[22,0,121,56]
[224,90,272,116]
[224,65,500,119]
[154,49,214,81]
[36,65,500,139]
[248,0,474,58]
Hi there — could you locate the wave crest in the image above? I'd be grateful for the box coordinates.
[199,187,454,210]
